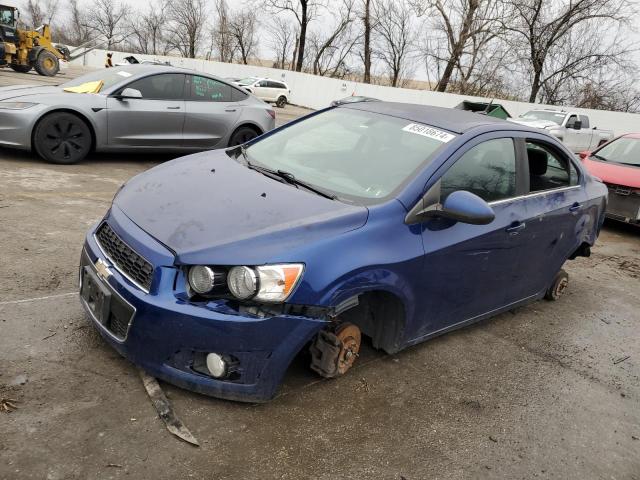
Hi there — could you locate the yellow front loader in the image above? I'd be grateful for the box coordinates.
[0,3,70,76]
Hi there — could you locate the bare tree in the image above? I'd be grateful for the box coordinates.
[166,0,207,58]
[502,0,632,102]
[23,0,59,27]
[226,10,258,65]
[260,0,327,72]
[373,0,416,87]
[359,0,375,83]
[84,0,128,47]
[210,0,236,62]
[127,2,166,54]
[268,16,296,69]
[308,0,357,76]
[414,0,504,92]
[56,0,91,45]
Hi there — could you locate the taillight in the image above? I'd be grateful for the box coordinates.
[266,109,276,119]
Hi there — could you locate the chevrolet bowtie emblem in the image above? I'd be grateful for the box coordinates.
[94,258,112,280]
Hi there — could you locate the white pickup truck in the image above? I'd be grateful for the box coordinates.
[509,109,614,153]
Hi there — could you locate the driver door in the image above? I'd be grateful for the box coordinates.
[106,73,186,148]
[414,135,526,338]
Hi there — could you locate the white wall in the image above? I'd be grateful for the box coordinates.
[72,48,640,137]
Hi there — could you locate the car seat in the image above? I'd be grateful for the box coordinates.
[528,147,549,191]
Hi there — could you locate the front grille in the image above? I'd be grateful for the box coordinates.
[605,183,640,220]
[96,223,154,291]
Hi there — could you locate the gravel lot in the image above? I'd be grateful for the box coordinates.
[0,66,639,480]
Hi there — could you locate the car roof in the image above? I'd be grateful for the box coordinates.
[342,101,515,134]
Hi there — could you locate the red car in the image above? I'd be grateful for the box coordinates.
[580,133,640,224]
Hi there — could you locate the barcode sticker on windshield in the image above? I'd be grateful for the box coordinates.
[402,123,455,143]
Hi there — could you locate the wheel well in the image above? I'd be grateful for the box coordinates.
[230,123,263,140]
[31,109,96,153]
[339,291,406,354]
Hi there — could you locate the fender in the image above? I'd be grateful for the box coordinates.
[27,46,45,64]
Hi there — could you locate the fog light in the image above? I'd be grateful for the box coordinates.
[206,353,227,378]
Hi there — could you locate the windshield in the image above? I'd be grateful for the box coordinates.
[0,7,14,26]
[520,111,566,125]
[237,77,257,86]
[245,108,452,203]
[594,137,640,167]
[60,68,136,92]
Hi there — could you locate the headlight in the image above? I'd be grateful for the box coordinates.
[188,263,304,303]
[0,102,38,110]
[253,264,304,302]
[227,266,258,299]
[188,265,226,295]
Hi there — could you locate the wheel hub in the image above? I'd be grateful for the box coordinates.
[309,322,361,378]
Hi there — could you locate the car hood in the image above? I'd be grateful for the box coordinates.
[114,151,369,265]
[0,84,63,100]
[508,118,558,129]
[583,157,640,189]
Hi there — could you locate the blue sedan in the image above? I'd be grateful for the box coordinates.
[79,102,607,402]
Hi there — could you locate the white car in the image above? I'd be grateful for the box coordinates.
[234,77,290,108]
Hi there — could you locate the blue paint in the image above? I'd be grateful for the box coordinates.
[81,103,607,402]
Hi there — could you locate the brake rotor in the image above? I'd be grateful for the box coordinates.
[335,323,361,375]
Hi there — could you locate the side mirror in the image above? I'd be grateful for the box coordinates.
[405,190,495,225]
[572,120,582,130]
[578,150,591,160]
[117,88,142,100]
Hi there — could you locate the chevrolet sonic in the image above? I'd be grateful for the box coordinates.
[79,102,607,402]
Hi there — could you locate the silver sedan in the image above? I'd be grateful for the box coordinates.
[0,65,276,164]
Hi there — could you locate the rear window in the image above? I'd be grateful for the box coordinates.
[188,75,232,102]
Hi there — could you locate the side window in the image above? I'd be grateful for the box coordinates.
[122,74,185,100]
[579,115,590,129]
[257,80,268,87]
[566,115,578,128]
[440,138,517,202]
[189,75,232,102]
[231,87,248,101]
[526,141,577,191]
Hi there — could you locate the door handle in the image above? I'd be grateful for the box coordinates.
[505,221,526,234]
[569,202,582,213]
[167,106,181,110]
[225,108,237,113]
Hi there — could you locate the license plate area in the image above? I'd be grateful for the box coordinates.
[80,262,135,341]
[81,266,111,325]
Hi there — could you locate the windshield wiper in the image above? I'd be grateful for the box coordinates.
[274,169,338,200]
[234,145,337,200]
[592,154,608,162]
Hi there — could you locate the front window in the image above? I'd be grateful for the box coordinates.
[593,137,640,167]
[121,73,185,100]
[245,109,453,203]
[0,7,15,26]
[519,110,566,125]
[440,138,517,202]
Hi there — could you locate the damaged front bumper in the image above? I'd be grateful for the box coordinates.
[79,208,327,403]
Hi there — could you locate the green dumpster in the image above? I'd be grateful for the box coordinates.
[455,101,512,119]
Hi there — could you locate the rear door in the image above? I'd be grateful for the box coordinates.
[106,73,185,147]
[182,75,242,148]
[503,137,585,303]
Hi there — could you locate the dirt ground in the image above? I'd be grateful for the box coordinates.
[0,66,639,480]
